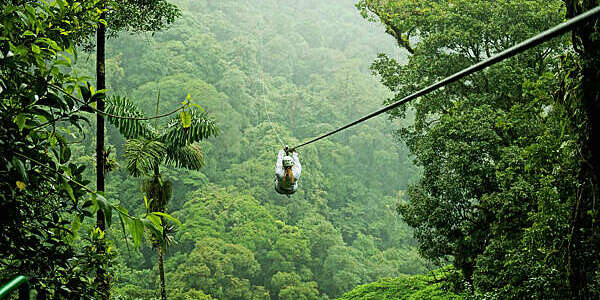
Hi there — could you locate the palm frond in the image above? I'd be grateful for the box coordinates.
[162,223,178,250]
[164,143,205,170]
[105,95,156,140]
[124,138,167,177]
[159,111,218,148]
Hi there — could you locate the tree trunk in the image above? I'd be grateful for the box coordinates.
[152,163,168,300]
[565,1,600,298]
[158,245,167,300]
[95,10,109,300]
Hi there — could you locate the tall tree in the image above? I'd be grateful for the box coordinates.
[91,1,180,297]
[1,0,111,297]
[563,0,600,298]
[106,95,218,299]
[95,6,109,295]
[357,0,565,288]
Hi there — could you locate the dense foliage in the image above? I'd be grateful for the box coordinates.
[339,268,465,300]
[0,1,109,298]
[3,0,599,299]
[562,1,600,298]
[69,0,425,299]
[0,1,192,298]
[358,0,600,298]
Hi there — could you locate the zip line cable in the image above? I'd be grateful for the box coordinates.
[292,6,600,150]
[47,83,186,121]
[256,15,286,147]
[260,71,286,146]
[15,69,186,121]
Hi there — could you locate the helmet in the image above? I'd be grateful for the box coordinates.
[282,156,294,168]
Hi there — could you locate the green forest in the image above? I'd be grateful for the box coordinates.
[1,0,599,299]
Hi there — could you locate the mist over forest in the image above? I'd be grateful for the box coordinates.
[85,1,425,298]
[2,0,600,299]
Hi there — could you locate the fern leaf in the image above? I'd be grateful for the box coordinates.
[159,110,218,148]
[164,144,205,170]
[105,95,156,140]
[124,138,167,177]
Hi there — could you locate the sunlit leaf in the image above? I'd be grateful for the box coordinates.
[152,212,183,227]
[62,181,76,203]
[147,214,162,229]
[13,114,26,131]
[180,110,191,128]
[31,44,40,54]
[16,181,26,191]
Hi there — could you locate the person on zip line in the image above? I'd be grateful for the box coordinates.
[275,146,301,195]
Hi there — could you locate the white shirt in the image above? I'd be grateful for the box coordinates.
[275,149,301,193]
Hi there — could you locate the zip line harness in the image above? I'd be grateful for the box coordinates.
[275,145,299,196]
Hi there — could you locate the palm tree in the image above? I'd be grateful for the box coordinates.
[105,95,218,300]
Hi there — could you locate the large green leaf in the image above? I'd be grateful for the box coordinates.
[128,219,144,249]
[91,193,112,228]
[151,211,183,227]
[142,217,164,247]
[124,138,167,177]
[11,157,28,182]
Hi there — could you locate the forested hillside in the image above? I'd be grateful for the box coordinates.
[2,0,600,299]
[71,1,426,299]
